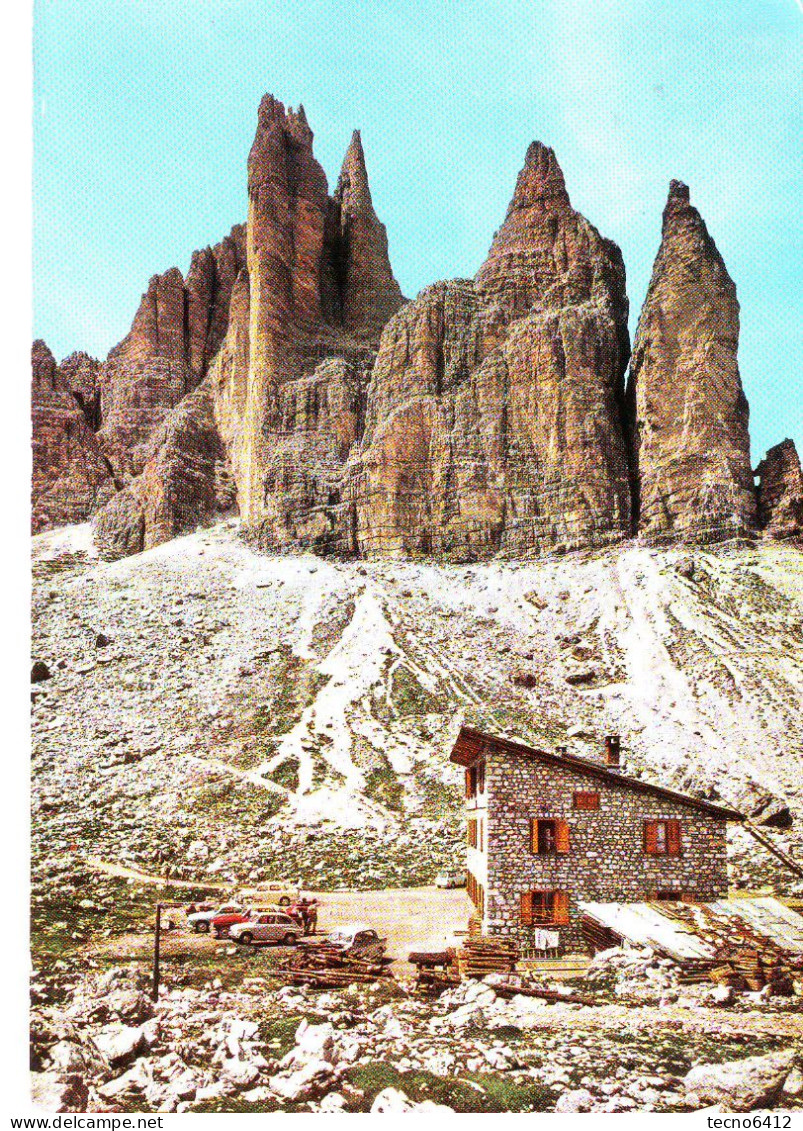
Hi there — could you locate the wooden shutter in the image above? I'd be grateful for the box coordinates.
[530,818,540,853]
[667,819,682,857]
[554,891,570,925]
[520,891,533,925]
[465,769,471,798]
[643,820,658,854]
[555,820,570,854]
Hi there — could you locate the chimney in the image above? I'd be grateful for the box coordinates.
[604,735,621,769]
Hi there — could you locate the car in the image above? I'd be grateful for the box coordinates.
[229,911,304,946]
[239,881,300,908]
[187,903,242,934]
[434,871,466,889]
[324,924,384,951]
[184,900,217,915]
[211,907,255,938]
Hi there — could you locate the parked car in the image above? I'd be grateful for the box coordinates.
[434,871,466,889]
[239,881,300,908]
[324,924,385,951]
[187,903,242,934]
[184,900,217,915]
[229,911,304,946]
[211,907,255,938]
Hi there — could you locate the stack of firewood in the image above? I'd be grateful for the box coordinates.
[408,949,460,996]
[278,939,394,989]
[457,934,519,979]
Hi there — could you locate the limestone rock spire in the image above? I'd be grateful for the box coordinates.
[626,181,757,543]
[327,128,404,339]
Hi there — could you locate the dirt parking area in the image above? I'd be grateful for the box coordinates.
[308,886,472,969]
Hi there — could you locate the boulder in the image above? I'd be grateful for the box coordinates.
[555,1088,597,1113]
[90,1023,149,1066]
[684,1049,797,1111]
[30,1072,88,1113]
[269,1059,337,1101]
[370,1087,453,1113]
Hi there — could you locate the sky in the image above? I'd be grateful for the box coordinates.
[33,0,803,463]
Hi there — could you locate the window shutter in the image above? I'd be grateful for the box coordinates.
[667,819,682,856]
[465,770,471,797]
[530,818,539,853]
[556,819,570,854]
[644,820,658,854]
[554,891,570,925]
[520,891,533,925]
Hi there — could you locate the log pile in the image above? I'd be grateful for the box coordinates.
[408,949,460,996]
[658,903,798,994]
[278,939,394,989]
[457,935,519,978]
[490,977,596,1006]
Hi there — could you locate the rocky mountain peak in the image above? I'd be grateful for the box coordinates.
[31,339,57,389]
[335,130,372,214]
[756,439,803,543]
[626,182,755,543]
[509,140,570,212]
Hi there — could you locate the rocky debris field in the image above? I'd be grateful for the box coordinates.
[31,521,803,891]
[30,918,803,1114]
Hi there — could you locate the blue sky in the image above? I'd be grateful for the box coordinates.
[33,0,802,462]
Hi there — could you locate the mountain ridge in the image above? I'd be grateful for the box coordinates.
[31,92,803,556]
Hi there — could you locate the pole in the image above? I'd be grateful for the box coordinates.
[152,902,162,1001]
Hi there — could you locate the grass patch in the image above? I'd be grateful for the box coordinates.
[391,665,450,717]
[270,757,300,793]
[364,754,404,812]
[344,1063,557,1113]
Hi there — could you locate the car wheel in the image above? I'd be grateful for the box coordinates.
[239,932,253,945]
[279,896,290,907]
[283,933,297,946]
[196,921,210,934]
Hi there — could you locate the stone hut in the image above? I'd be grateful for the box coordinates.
[450,726,743,953]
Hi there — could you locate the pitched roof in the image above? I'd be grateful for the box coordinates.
[449,725,743,821]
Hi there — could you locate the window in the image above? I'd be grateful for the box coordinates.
[531,818,570,854]
[573,791,600,810]
[644,819,682,856]
[520,890,570,926]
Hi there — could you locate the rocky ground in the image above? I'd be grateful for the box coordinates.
[30,878,803,1114]
[30,519,803,1111]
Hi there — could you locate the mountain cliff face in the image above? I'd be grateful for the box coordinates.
[626,182,757,544]
[31,341,115,533]
[757,440,803,543]
[31,92,799,563]
[350,140,632,559]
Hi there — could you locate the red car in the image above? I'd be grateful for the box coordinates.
[211,907,253,938]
